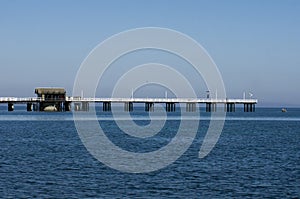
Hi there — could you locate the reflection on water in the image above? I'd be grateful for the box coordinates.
[0,107,299,121]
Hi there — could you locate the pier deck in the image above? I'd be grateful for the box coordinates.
[0,97,257,112]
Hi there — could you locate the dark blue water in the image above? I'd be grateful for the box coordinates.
[0,107,299,198]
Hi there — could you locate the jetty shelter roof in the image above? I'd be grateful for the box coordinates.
[35,88,66,95]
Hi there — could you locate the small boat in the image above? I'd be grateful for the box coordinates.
[44,106,57,112]
[281,108,287,112]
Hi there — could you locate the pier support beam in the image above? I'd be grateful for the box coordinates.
[124,102,133,112]
[206,103,216,112]
[27,103,32,111]
[225,103,235,112]
[165,103,176,112]
[103,102,111,112]
[74,103,81,111]
[244,103,255,112]
[206,103,211,112]
[145,102,154,112]
[63,102,71,111]
[186,103,196,112]
[33,103,38,111]
[57,102,63,112]
[212,103,217,112]
[81,102,89,111]
[8,103,14,111]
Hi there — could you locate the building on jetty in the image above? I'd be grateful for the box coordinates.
[34,88,70,111]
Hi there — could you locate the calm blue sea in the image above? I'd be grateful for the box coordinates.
[0,106,299,198]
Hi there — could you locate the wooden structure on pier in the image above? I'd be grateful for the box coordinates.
[34,88,71,111]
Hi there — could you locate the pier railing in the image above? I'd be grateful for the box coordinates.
[0,97,42,103]
[0,97,257,104]
[66,97,258,104]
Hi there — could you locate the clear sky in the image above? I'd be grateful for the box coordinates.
[0,0,299,107]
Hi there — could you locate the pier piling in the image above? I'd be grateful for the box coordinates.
[124,102,133,112]
[186,103,196,112]
[8,103,14,111]
[27,103,32,111]
[206,103,217,112]
[145,102,154,112]
[244,103,255,112]
[74,103,81,111]
[225,103,235,112]
[103,102,111,112]
[63,102,71,111]
[81,102,89,112]
[166,103,176,112]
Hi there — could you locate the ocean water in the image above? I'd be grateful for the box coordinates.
[0,107,299,198]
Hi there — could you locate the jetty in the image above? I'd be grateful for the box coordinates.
[0,88,257,112]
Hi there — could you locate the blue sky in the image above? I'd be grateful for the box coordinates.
[0,0,299,107]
